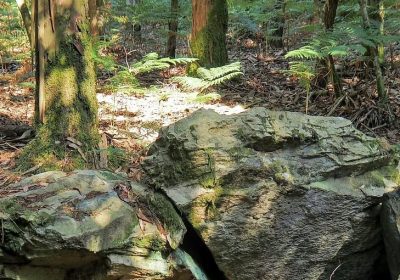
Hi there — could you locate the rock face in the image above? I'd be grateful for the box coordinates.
[143,108,400,280]
[0,170,190,280]
[381,189,400,280]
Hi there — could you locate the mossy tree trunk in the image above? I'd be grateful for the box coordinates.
[20,0,99,171]
[166,0,179,58]
[190,0,228,67]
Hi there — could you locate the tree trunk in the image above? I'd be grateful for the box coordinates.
[167,0,179,58]
[268,0,285,49]
[312,0,322,23]
[323,0,341,95]
[371,0,385,65]
[359,0,386,103]
[190,0,228,67]
[15,0,32,47]
[19,0,99,170]
[125,0,142,46]
[88,0,98,36]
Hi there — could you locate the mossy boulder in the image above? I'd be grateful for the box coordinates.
[0,170,187,280]
[143,108,400,280]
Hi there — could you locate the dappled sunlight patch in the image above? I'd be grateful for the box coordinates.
[93,210,112,228]
[97,89,245,144]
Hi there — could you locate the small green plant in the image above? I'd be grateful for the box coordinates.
[18,81,35,90]
[104,70,141,95]
[107,146,130,169]
[91,40,118,72]
[173,61,243,92]
[283,61,315,114]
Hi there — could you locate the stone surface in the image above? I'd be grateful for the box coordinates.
[0,170,188,280]
[381,189,400,280]
[143,108,400,280]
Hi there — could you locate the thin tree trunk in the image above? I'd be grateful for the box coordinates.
[125,0,142,46]
[312,0,322,23]
[33,0,45,123]
[323,0,341,95]
[88,0,98,36]
[359,0,386,102]
[371,0,385,65]
[16,0,32,47]
[167,0,179,58]
[268,0,285,49]
[191,0,228,67]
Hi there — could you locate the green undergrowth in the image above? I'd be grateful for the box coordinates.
[107,146,131,170]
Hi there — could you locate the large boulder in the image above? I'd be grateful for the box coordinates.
[381,189,400,280]
[0,170,191,280]
[143,108,400,280]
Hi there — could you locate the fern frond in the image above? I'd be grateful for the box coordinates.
[173,62,243,92]
[285,47,324,60]
[132,53,198,74]
[197,61,242,81]
[200,71,243,91]
[172,76,207,91]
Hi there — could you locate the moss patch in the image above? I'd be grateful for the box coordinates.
[146,193,185,248]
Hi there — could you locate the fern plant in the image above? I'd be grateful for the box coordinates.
[131,52,198,74]
[173,61,243,92]
[283,61,315,114]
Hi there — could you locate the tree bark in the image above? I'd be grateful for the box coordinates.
[88,0,98,36]
[268,0,285,49]
[20,0,99,170]
[125,0,141,46]
[167,0,179,58]
[323,0,341,95]
[16,0,32,47]
[370,0,385,65]
[190,0,228,67]
[359,0,386,102]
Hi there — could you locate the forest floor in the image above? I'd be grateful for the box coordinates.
[1,38,400,185]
